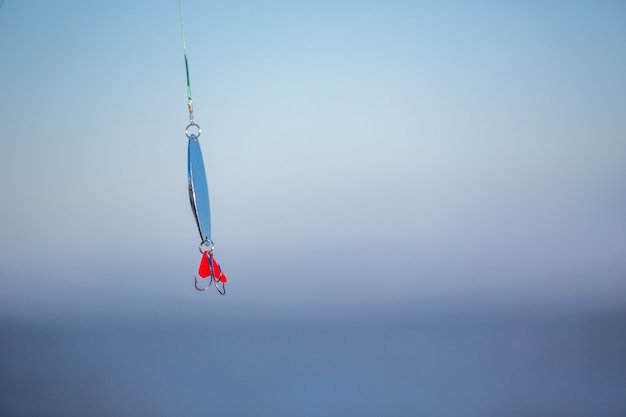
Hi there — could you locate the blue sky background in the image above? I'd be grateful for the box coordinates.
[0,0,625,323]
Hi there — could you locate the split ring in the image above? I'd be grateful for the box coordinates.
[185,123,202,139]
[198,238,214,254]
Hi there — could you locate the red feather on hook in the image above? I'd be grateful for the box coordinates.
[198,251,211,278]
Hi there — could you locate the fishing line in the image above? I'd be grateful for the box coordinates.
[178,0,192,107]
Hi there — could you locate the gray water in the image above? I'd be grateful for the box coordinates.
[1,311,625,417]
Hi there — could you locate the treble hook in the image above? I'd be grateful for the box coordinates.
[194,249,227,294]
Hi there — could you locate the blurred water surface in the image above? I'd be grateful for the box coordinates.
[1,310,625,417]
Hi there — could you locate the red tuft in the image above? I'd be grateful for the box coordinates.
[198,251,211,278]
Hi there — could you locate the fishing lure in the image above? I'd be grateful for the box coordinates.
[179,0,227,294]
